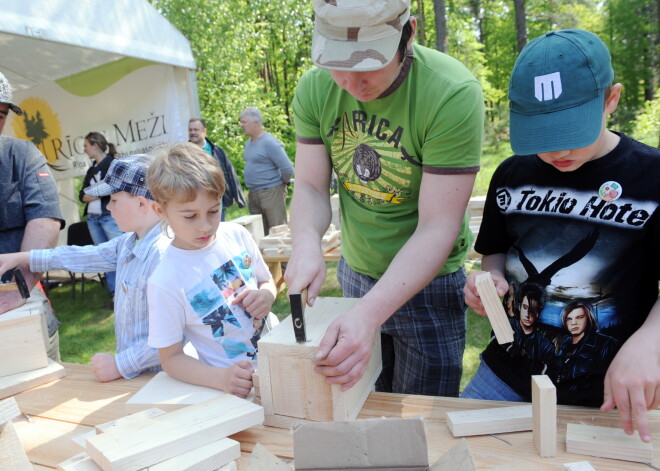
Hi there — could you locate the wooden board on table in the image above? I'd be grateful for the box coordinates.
[532,375,557,458]
[86,394,263,471]
[125,371,226,412]
[258,297,381,427]
[0,359,65,400]
[446,404,532,437]
[95,407,166,434]
[565,423,653,464]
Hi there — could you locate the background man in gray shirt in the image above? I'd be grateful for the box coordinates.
[240,107,294,235]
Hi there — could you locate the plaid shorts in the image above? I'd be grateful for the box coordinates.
[338,258,467,397]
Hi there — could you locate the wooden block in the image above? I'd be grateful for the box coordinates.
[147,437,240,471]
[474,272,514,344]
[0,421,32,470]
[428,438,476,471]
[446,404,532,437]
[231,215,264,245]
[95,408,166,434]
[532,375,556,457]
[85,395,263,471]
[0,397,22,424]
[563,461,597,471]
[0,359,66,399]
[125,371,225,412]
[268,224,289,235]
[565,423,653,464]
[71,429,97,448]
[257,297,381,427]
[0,306,49,376]
[59,440,240,471]
[245,443,292,471]
[293,417,427,470]
[58,452,102,471]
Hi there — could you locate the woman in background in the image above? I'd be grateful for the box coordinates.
[79,132,123,297]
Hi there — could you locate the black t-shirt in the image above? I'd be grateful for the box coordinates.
[476,133,660,406]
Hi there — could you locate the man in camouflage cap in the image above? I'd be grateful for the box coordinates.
[285,0,484,397]
[0,71,64,360]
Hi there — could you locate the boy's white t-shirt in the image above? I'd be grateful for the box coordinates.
[147,222,271,368]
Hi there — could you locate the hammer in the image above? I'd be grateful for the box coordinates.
[0,269,31,299]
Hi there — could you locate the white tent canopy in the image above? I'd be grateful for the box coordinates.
[0,0,196,92]
[0,0,199,240]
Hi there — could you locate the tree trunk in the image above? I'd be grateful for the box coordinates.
[434,0,447,53]
[416,0,426,47]
[513,0,527,52]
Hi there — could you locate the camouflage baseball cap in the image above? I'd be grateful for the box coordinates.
[0,72,24,115]
[312,0,411,72]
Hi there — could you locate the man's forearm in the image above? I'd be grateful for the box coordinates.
[290,183,332,250]
[19,218,61,288]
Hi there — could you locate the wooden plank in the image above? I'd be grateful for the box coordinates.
[125,372,225,412]
[0,359,66,400]
[148,437,240,471]
[0,421,32,470]
[474,272,513,344]
[245,443,292,471]
[0,307,49,376]
[258,297,380,426]
[565,423,653,464]
[57,452,102,471]
[58,440,240,471]
[532,375,557,457]
[0,397,22,424]
[13,415,93,468]
[85,395,263,471]
[95,408,166,434]
[446,404,532,437]
[564,462,597,471]
[428,439,476,471]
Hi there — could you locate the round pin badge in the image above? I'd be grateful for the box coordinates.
[598,181,622,202]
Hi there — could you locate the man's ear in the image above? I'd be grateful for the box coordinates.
[408,16,418,46]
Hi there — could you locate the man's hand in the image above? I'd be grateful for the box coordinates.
[90,353,122,382]
[217,360,254,398]
[233,288,275,320]
[601,331,660,443]
[464,270,509,317]
[0,290,27,314]
[283,243,327,306]
[314,308,380,391]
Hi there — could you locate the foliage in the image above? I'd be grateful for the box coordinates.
[631,89,660,147]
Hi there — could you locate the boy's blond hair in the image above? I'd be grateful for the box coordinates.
[147,142,226,209]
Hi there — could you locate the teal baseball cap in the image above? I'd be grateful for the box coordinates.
[508,29,614,156]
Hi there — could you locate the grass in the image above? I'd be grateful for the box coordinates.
[47,259,491,392]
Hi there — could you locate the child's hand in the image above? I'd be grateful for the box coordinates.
[90,353,122,382]
[0,252,29,277]
[464,270,509,316]
[233,288,275,320]
[218,360,254,398]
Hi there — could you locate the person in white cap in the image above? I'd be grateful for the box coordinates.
[0,71,64,361]
[285,0,484,397]
[462,29,660,443]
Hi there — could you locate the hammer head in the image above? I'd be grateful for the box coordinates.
[12,269,30,299]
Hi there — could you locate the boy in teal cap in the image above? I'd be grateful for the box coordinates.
[463,29,660,443]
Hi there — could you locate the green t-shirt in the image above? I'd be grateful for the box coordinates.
[293,44,484,279]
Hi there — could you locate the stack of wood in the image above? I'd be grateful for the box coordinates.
[259,224,340,258]
[230,214,265,246]
[0,300,65,399]
[56,393,264,470]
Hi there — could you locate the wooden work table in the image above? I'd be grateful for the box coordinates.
[11,363,659,470]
